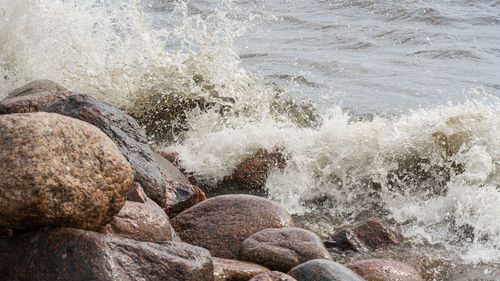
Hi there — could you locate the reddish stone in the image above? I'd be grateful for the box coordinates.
[345,259,423,281]
[250,271,297,281]
[231,149,287,190]
[165,180,206,218]
[127,182,149,203]
[213,257,270,281]
[0,90,71,114]
[171,194,294,259]
[323,218,400,252]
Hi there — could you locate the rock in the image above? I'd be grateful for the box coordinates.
[6,79,67,98]
[323,218,400,252]
[159,151,198,185]
[0,112,133,231]
[288,259,365,281]
[44,93,167,207]
[153,151,191,185]
[250,272,297,281]
[171,194,295,259]
[213,257,270,281]
[0,227,12,238]
[0,90,71,114]
[165,180,207,218]
[100,183,173,243]
[0,227,213,281]
[345,259,423,281]
[239,228,331,272]
[127,182,149,203]
[231,149,287,190]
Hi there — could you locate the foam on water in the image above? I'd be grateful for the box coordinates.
[1,0,500,272]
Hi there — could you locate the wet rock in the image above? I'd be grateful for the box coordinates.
[323,218,400,252]
[288,259,365,281]
[231,149,287,190]
[44,93,167,207]
[0,112,133,231]
[100,184,173,242]
[171,194,295,259]
[0,227,213,281]
[213,257,270,281]
[345,259,423,281]
[165,180,207,218]
[0,90,71,114]
[127,182,149,203]
[240,228,331,272]
[6,79,67,98]
[250,272,297,281]
[153,151,191,185]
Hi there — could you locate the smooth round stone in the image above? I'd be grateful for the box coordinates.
[288,259,365,281]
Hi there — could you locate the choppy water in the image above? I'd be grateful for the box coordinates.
[1,0,500,279]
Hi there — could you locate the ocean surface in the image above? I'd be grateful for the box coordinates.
[1,0,500,279]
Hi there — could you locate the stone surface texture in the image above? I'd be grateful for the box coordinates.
[127,182,149,203]
[250,272,297,281]
[0,112,133,230]
[165,180,207,218]
[345,259,423,281]
[0,90,71,114]
[240,227,331,272]
[323,218,400,252]
[6,79,67,98]
[288,259,366,281]
[171,194,295,259]
[0,227,213,281]
[213,257,270,281]
[231,149,287,190]
[44,93,167,207]
[153,151,191,185]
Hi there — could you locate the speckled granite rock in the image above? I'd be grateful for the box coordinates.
[100,183,173,243]
[0,112,133,231]
[288,259,365,281]
[345,259,423,281]
[240,228,331,272]
[250,271,297,281]
[44,93,167,207]
[0,90,71,114]
[323,218,400,252]
[165,180,207,218]
[231,149,287,190]
[171,194,294,259]
[6,80,67,98]
[0,227,213,281]
[213,257,270,281]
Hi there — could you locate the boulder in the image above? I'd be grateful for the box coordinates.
[323,218,400,252]
[250,272,297,281]
[0,112,133,230]
[288,259,365,281]
[165,180,207,218]
[231,149,287,190]
[0,227,213,281]
[44,93,167,207]
[6,79,67,98]
[153,151,191,185]
[100,183,173,243]
[345,259,423,281]
[0,90,71,114]
[213,257,270,281]
[239,228,331,272]
[171,194,295,259]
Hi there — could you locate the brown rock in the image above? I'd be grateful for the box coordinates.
[127,182,149,203]
[44,94,168,207]
[323,218,400,252]
[232,149,287,190]
[100,184,173,243]
[0,227,213,281]
[345,259,423,281]
[288,259,365,281]
[0,90,71,114]
[0,112,133,231]
[153,151,191,185]
[6,79,67,98]
[250,272,297,281]
[165,180,207,218]
[240,228,331,272]
[171,194,295,259]
[213,257,270,281]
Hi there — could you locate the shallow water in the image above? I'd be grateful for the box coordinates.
[1,0,500,280]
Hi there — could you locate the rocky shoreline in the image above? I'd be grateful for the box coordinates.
[0,80,446,280]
